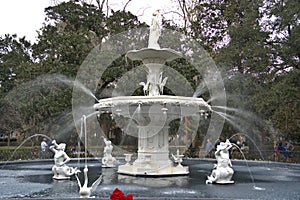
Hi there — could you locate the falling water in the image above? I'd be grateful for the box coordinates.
[231,143,265,191]
[212,105,238,112]
[124,103,141,134]
[229,133,265,161]
[1,134,52,169]
[207,94,227,103]
[86,111,100,119]
[192,82,207,98]
[78,116,84,166]
[82,115,88,168]
[77,111,100,167]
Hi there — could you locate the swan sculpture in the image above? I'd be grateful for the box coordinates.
[75,167,103,198]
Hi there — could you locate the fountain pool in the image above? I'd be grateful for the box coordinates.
[1,159,300,199]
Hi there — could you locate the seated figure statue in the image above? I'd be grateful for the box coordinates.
[102,136,118,167]
[206,139,234,184]
[50,140,79,180]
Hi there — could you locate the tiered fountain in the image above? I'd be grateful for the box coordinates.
[94,11,211,176]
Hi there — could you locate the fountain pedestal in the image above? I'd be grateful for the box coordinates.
[118,125,189,176]
[95,95,210,176]
[94,14,211,176]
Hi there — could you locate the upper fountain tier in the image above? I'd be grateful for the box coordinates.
[95,10,212,114]
[126,9,181,65]
[126,47,182,65]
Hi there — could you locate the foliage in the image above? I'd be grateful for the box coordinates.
[254,69,300,141]
[0,1,145,143]
[0,0,299,146]
[0,34,32,97]
[172,0,300,142]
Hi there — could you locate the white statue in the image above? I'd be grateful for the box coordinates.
[102,136,118,167]
[139,81,149,96]
[75,167,103,198]
[206,139,234,184]
[171,149,184,167]
[158,72,168,94]
[148,10,162,48]
[50,140,79,180]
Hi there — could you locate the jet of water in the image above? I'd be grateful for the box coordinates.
[212,108,266,161]
[1,134,52,169]
[229,133,265,161]
[231,143,265,191]
[55,74,99,102]
[192,82,207,98]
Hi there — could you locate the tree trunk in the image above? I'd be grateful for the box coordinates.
[7,131,11,146]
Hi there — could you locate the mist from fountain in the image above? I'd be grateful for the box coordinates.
[0,73,100,157]
[123,103,141,136]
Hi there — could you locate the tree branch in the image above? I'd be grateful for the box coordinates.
[123,0,133,11]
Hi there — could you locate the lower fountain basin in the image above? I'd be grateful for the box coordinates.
[1,158,300,199]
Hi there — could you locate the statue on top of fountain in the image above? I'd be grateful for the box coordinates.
[148,9,162,49]
[102,136,118,167]
[206,139,234,184]
[50,140,80,180]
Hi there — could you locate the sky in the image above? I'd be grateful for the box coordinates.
[0,0,177,43]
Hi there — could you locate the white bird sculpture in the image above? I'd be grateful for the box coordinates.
[159,77,168,94]
[75,167,103,198]
[139,81,149,95]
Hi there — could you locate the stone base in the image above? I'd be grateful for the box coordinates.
[102,164,117,168]
[215,180,234,184]
[118,163,189,176]
[52,175,71,180]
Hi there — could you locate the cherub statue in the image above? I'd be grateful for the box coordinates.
[50,140,80,180]
[206,139,234,184]
[102,136,118,167]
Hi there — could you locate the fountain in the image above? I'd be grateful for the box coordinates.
[1,9,300,200]
[93,11,211,176]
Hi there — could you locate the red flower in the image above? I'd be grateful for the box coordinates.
[110,188,133,200]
